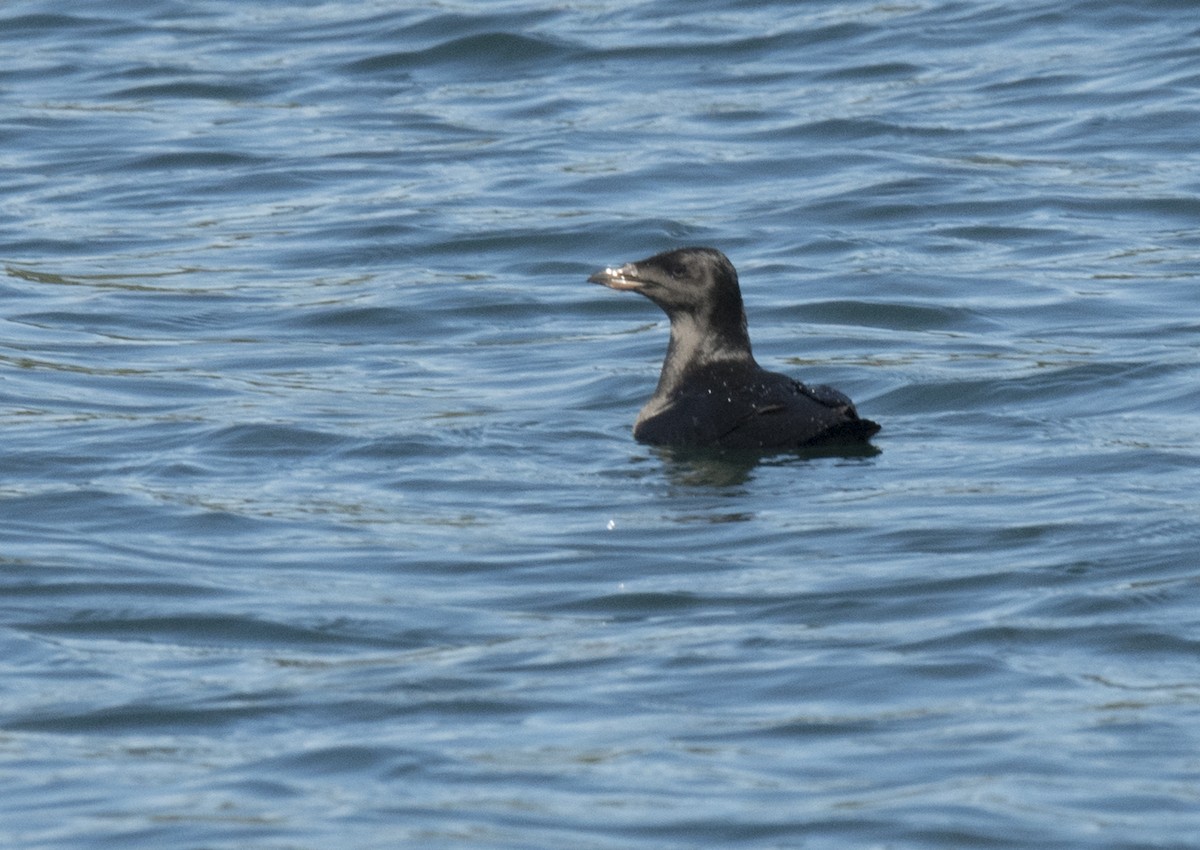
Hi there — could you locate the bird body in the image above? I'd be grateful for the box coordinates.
[589,247,879,450]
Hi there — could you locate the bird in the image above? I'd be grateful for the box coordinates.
[588,246,879,450]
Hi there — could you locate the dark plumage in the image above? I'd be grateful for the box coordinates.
[588,247,880,450]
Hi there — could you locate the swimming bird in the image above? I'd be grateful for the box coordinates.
[589,247,880,449]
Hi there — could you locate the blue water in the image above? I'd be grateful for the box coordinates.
[3,2,1199,847]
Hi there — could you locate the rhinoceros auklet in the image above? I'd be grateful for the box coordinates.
[589,246,880,449]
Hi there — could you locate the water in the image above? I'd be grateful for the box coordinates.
[2,1,1199,847]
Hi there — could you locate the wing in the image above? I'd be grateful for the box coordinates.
[713,376,878,449]
[633,368,878,449]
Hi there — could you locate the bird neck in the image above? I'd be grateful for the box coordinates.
[654,311,755,398]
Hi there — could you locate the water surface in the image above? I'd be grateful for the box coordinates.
[2,2,1199,848]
